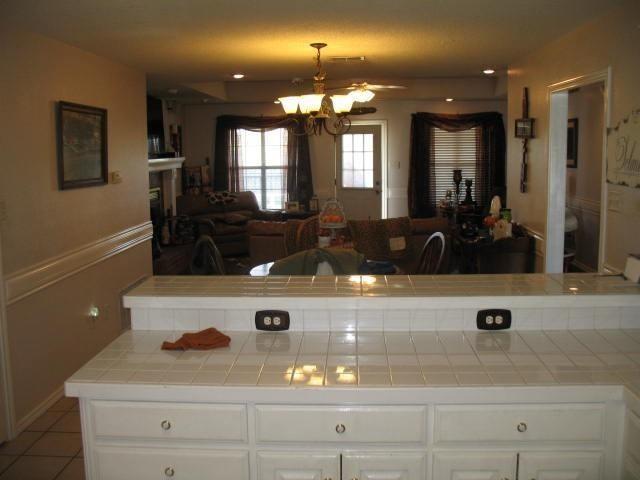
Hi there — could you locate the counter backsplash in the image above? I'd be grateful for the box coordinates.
[126,274,640,332]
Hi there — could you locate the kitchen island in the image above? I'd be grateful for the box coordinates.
[66,274,640,480]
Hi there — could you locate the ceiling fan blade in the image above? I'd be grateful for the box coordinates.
[350,106,377,115]
[365,84,407,90]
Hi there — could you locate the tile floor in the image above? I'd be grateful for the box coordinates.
[0,397,84,480]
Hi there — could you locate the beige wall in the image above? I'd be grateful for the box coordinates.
[0,29,151,429]
[182,97,506,218]
[566,84,604,271]
[507,1,640,272]
[0,28,150,274]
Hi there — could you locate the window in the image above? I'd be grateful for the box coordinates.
[341,132,374,188]
[432,127,480,202]
[236,128,288,209]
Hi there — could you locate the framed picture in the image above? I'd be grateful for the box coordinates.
[285,201,300,212]
[56,101,108,190]
[567,118,579,168]
[309,197,319,212]
[515,118,535,139]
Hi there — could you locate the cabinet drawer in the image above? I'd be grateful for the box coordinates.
[434,404,605,444]
[255,405,426,443]
[627,410,640,463]
[95,447,249,480]
[91,401,247,442]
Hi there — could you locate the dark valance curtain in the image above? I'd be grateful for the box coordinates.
[408,112,506,218]
[213,115,314,207]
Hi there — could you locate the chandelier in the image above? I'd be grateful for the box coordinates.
[277,43,358,136]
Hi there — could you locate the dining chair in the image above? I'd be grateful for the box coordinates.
[190,235,226,275]
[416,231,446,274]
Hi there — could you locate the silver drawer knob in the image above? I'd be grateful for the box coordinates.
[517,422,527,433]
[335,423,346,434]
[164,466,175,477]
[161,420,172,430]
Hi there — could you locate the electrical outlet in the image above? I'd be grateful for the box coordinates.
[255,310,290,331]
[477,309,511,330]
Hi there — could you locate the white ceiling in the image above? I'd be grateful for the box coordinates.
[2,0,624,98]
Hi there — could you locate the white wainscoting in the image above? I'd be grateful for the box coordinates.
[4,222,152,305]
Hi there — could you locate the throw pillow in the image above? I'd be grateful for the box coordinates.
[347,220,389,261]
[383,216,412,259]
[348,217,412,261]
[206,191,238,206]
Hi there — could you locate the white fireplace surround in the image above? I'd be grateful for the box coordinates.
[148,157,185,216]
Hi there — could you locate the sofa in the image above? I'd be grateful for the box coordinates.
[247,216,451,273]
[176,191,281,257]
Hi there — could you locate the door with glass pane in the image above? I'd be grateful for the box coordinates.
[337,124,382,220]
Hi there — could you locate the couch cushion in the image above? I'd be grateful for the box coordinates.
[247,220,288,236]
[213,223,246,235]
[222,212,251,225]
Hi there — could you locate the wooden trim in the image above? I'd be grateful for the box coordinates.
[0,233,14,440]
[603,262,622,275]
[4,222,152,305]
[14,385,64,436]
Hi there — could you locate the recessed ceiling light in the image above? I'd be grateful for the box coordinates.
[483,69,495,75]
[446,98,454,102]
[233,73,245,79]
[274,100,281,104]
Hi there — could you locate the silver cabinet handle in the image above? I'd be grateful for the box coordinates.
[164,466,175,477]
[161,420,172,430]
[335,423,346,434]
[517,422,527,433]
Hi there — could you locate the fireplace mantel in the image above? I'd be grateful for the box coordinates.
[148,157,185,215]
[148,156,185,173]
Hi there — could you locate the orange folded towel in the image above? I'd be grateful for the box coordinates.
[161,328,231,351]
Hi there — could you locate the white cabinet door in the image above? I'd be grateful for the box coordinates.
[257,452,339,480]
[433,452,516,480]
[342,452,426,480]
[519,452,602,480]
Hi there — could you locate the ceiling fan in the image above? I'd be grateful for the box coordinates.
[327,81,408,102]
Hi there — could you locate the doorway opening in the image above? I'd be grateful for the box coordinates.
[546,70,610,273]
[336,120,387,220]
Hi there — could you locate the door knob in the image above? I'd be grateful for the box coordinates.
[517,422,528,433]
[335,423,346,434]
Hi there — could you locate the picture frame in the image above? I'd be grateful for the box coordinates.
[567,117,579,168]
[309,197,319,212]
[57,101,108,190]
[515,118,535,139]
[285,201,300,212]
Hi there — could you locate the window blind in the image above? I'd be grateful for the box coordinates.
[431,127,484,205]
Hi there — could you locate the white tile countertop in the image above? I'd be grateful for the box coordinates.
[123,274,640,311]
[127,273,640,298]
[66,329,640,399]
